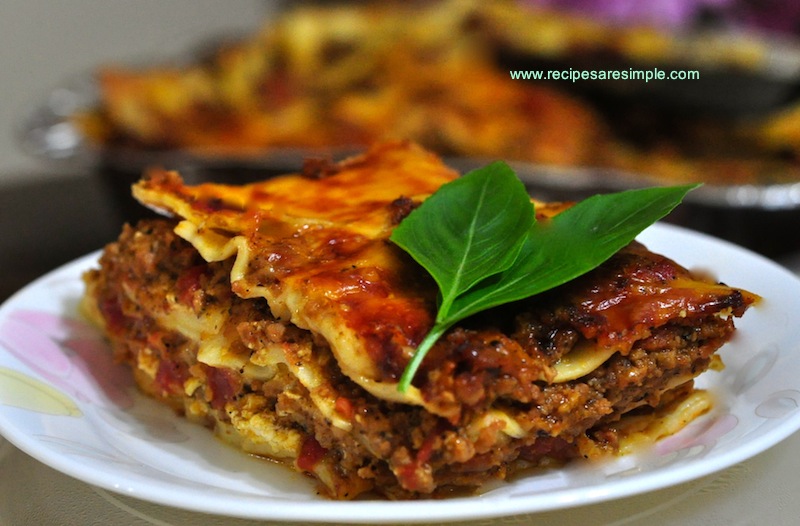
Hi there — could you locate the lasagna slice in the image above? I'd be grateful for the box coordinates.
[82,142,757,499]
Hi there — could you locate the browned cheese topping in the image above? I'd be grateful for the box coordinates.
[83,142,757,499]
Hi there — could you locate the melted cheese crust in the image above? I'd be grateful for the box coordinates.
[83,142,762,498]
[134,142,458,410]
[131,141,757,418]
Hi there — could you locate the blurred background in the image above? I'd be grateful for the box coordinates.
[0,1,270,299]
[4,0,800,291]
[0,0,270,180]
[3,2,800,524]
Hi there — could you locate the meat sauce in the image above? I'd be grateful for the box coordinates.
[85,143,757,499]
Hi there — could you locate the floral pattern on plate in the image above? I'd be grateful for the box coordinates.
[1,223,800,523]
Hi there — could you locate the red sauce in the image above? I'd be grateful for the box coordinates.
[334,396,355,421]
[297,436,327,472]
[99,296,126,334]
[175,265,207,307]
[519,436,576,463]
[154,359,189,396]
[205,367,240,410]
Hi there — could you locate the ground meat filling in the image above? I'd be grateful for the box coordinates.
[85,219,744,499]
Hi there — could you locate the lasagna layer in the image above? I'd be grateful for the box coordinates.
[83,142,756,499]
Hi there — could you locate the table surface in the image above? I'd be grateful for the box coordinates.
[2,171,800,526]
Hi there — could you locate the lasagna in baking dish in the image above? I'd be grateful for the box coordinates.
[82,142,757,499]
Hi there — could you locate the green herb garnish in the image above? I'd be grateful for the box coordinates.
[390,161,698,392]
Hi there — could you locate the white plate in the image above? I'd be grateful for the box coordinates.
[1,223,799,524]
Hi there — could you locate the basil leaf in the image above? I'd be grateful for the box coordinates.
[445,184,699,322]
[390,161,534,315]
[392,159,698,393]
